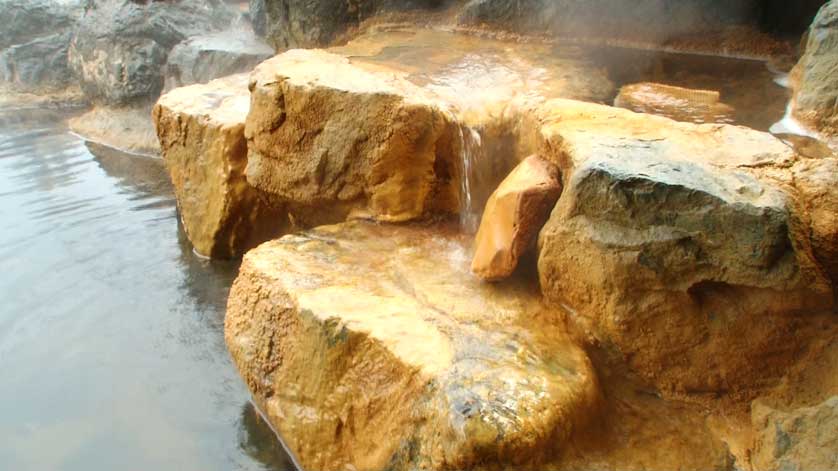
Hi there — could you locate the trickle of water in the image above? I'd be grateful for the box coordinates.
[458,126,483,234]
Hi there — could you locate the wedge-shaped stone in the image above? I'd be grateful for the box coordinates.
[225,221,599,471]
[153,74,288,258]
[535,99,834,395]
[472,155,561,281]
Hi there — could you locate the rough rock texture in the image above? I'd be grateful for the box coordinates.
[0,33,75,92]
[225,220,599,471]
[791,157,838,290]
[472,155,561,281]
[153,74,288,258]
[68,0,235,105]
[792,1,838,136]
[614,82,735,125]
[751,396,838,471]
[535,99,835,396]
[0,0,81,50]
[256,0,446,49]
[164,30,274,91]
[245,49,461,225]
[69,106,160,155]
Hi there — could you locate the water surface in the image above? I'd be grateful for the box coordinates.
[0,109,294,471]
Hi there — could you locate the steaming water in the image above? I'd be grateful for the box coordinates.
[0,109,294,471]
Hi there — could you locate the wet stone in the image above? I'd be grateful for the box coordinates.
[225,220,599,471]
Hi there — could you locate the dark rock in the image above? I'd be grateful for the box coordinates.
[792,1,838,136]
[0,32,74,92]
[68,0,236,105]
[0,0,81,50]
[259,0,446,49]
[249,0,267,37]
[164,30,274,91]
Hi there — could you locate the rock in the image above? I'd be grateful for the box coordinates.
[68,106,160,155]
[0,0,81,50]
[535,99,834,395]
[471,155,561,281]
[249,0,267,37]
[245,49,461,225]
[751,396,838,471]
[792,1,838,136]
[225,220,599,471]
[614,82,735,125]
[0,33,74,92]
[258,0,445,49]
[68,0,235,105]
[791,157,838,291]
[164,30,274,91]
[153,74,289,258]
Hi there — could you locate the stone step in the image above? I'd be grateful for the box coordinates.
[225,220,599,471]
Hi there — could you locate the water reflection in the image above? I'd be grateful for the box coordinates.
[0,109,294,470]
[239,402,297,471]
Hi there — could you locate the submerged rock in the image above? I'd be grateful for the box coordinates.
[751,396,838,471]
[614,82,735,125]
[792,1,838,136]
[68,106,160,155]
[472,155,561,281]
[164,30,274,92]
[225,220,599,471]
[535,99,835,395]
[245,49,461,225]
[68,0,235,105]
[153,74,288,258]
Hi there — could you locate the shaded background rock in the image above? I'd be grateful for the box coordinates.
[792,0,838,136]
[0,0,81,50]
[164,30,274,92]
[68,0,236,106]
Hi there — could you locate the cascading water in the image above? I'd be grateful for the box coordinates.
[458,125,483,234]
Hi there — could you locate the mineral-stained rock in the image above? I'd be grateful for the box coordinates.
[69,105,161,155]
[225,220,599,471]
[164,30,274,91]
[751,396,838,471]
[472,155,561,281]
[535,99,835,395]
[792,1,838,136]
[153,73,288,258]
[614,82,735,125]
[68,0,235,105]
[245,49,461,225]
[791,157,838,290]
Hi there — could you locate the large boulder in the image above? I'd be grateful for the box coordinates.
[225,220,599,471]
[164,30,274,91]
[245,49,462,225]
[471,155,561,281]
[792,1,838,137]
[0,33,74,92]
[68,0,236,105]
[153,74,289,258]
[751,396,838,471]
[0,0,81,50]
[535,99,835,395]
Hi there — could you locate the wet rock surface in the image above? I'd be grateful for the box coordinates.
[225,220,599,471]
[68,0,236,105]
[472,155,561,281]
[68,106,160,155]
[535,99,836,396]
[164,30,274,92]
[615,82,735,125]
[792,1,838,136]
[153,74,288,258]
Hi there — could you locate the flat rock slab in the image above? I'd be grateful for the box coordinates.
[225,220,599,471]
[153,73,288,258]
[614,82,734,125]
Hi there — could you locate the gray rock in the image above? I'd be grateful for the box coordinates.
[752,397,838,471]
[0,0,81,50]
[249,0,267,37]
[259,0,445,49]
[164,30,274,91]
[792,1,838,136]
[68,0,236,105]
[0,32,74,92]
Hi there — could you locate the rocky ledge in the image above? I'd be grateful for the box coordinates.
[225,220,599,470]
